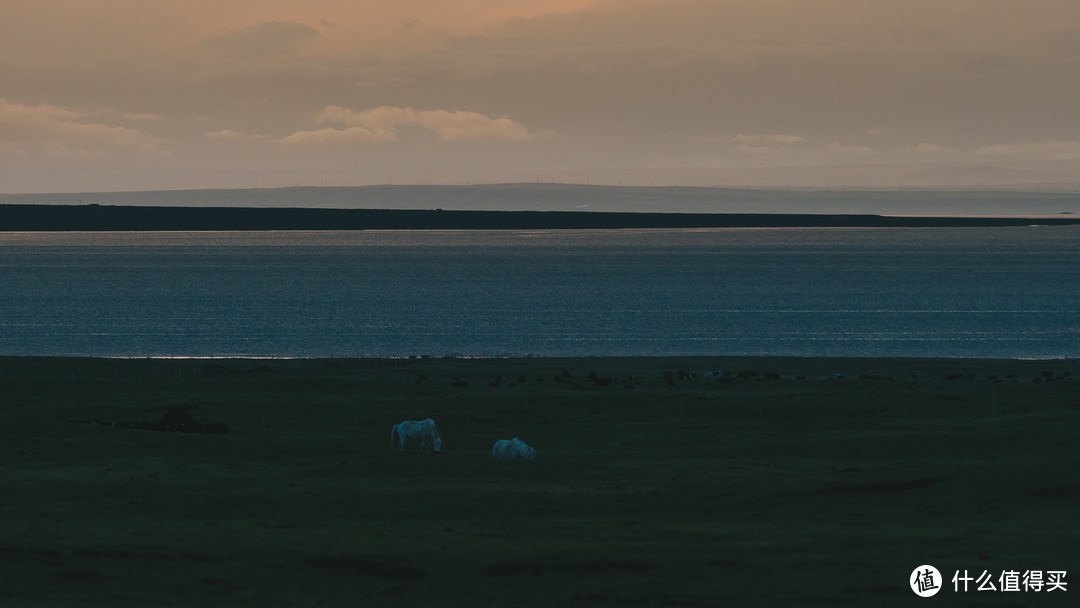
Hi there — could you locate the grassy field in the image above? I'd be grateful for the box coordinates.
[2,356,1078,606]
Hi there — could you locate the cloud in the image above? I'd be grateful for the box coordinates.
[280,126,397,145]
[735,145,786,156]
[975,140,1080,160]
[0,98,156,156]
[732,134,804,144]
[203,129,271,141]
[825,142,876,156]
[896,143,960,158]
[731,133,804,156]
[204,21,319,58]
[282,105,534,144]
[0,99,82,125]
[123,112,162,122]
[8,1,1080,189]
[412,109,533,142]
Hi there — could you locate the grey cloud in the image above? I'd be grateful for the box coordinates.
[976,141,1080,161]
[401,1,1080,152]
[205,21,320,58]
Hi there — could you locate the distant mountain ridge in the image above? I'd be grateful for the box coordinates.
[2,183,1079,217]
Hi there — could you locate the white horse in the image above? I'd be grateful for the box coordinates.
[391,418,442,453]
[492,438,535,460]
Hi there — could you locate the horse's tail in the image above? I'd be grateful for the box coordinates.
[390,424,399,452]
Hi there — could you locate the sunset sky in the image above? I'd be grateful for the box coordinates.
[3,0,1080,192]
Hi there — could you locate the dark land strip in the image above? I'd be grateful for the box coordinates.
[4,203,1080,230]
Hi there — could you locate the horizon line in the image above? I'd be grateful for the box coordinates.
[5,181,1080,198]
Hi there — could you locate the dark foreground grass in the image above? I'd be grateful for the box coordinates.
[1,356,1078,606]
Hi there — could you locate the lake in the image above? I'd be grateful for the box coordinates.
[1,227,1077,358]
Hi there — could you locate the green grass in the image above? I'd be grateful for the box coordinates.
[2,357,1078,606]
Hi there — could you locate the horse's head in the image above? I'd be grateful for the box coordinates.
[433,436,443,453]
[524,446,536,460]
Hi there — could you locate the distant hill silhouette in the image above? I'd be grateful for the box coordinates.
[2,183,1080,216]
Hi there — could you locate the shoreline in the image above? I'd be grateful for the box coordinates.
[4,353,1078,360]
[4,355,1077,382]
[5,354,1076,381]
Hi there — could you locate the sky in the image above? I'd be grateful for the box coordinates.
[3,0,1080,192]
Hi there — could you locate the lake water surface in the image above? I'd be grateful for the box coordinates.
[1,228,1077,358]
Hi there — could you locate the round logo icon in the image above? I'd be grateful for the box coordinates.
[910,565,942,597]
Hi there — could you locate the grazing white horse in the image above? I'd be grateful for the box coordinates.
[391,418,442,453]
[492,438,536,460]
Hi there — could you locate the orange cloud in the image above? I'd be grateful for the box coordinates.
[283,105,533,143]
[0,99,156,156]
